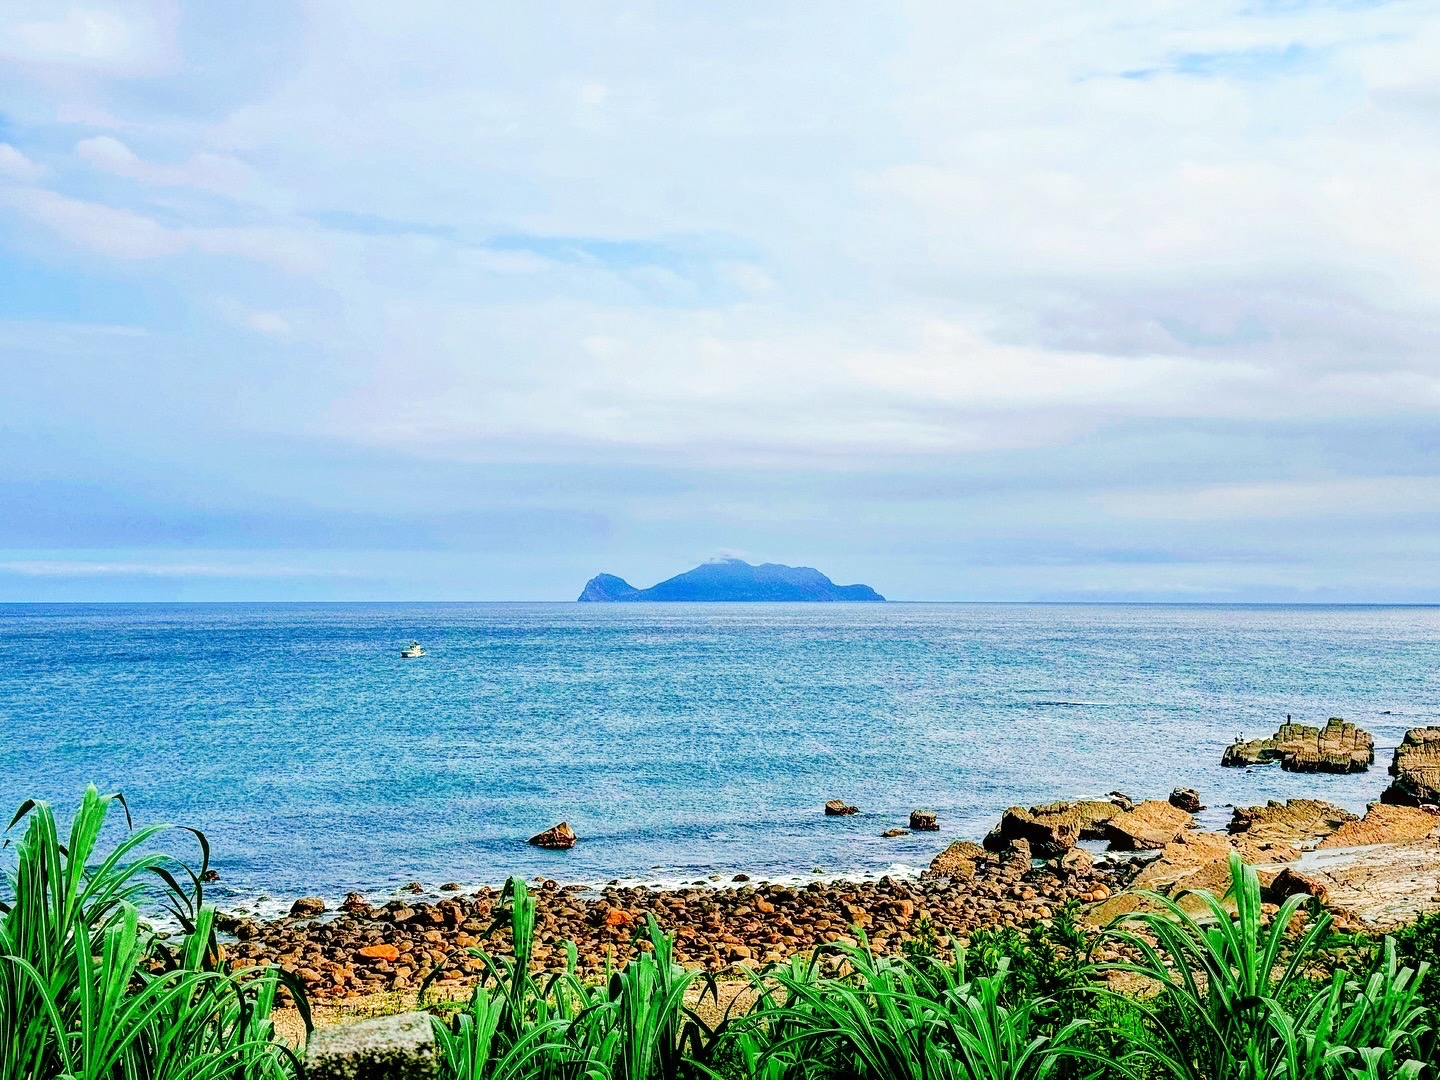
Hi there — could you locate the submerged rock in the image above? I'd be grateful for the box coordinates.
[529,822,577,849]
[882,828,910,837]
[1382,728,1440,807]
[824,800,859,816]
[1221,718,1374,774]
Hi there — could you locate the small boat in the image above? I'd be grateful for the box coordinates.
[400,641,425,658]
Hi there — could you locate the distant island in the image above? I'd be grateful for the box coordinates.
[577,558,885,602]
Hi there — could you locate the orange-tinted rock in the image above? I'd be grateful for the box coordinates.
[1222,718,1373,773]
[357,943,400,962]
[529,822,577,849]
[1228,799,1356,847]
[1318,802,1440,848]
[1382,728,1440,807]
[1102,800,1193,850]
[928,840,986,878]
[825,800,859,816]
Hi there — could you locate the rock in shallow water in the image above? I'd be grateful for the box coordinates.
[289,896,326,918]
[824,800,859,816]
[1222,718,1374,773]
[1382,727,1440,807]
[909,809,939,831]
[1169,788,1204,813]
[529,822,577,849]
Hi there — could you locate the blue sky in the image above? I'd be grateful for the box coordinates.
[1,1,1438,601]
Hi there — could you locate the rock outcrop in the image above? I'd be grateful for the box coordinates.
[1169,788,1204,813]
[824,800,859,816]
[983,799,1120,858]
[1317,802,1440,848]
[928,840,987,878]
[528,822,577,849]
[1102,800,1193,850]
[1382,728,1440,807]
[1227,799,1356,847]
[289,897,327,918]
[909,810,939,831]
[1221,718,1374,773]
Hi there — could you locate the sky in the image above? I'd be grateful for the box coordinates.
[1,1,1438,602]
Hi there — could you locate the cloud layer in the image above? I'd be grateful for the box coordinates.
[1,1,1438,600]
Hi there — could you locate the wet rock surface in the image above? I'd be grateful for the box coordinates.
[528,823,577,849]
[1222,718,1374,773]
[824,800,859,816]
[1382,728,1440,807]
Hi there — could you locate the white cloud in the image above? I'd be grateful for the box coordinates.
[0,2,179,75]
[1100,477,1440,522]
[0,144,44,182]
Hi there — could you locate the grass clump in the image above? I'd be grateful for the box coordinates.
[0,785,307,1079]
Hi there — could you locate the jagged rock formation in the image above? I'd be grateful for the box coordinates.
[577,558,884,602]
[982,799,1123,858]
[1221,718,1374,773]
[1381,727,1440,807]
[1102,800,1195,850]
[1227,798,1357,847]
[1317,802,1440,848]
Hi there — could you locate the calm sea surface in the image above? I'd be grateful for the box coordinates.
[2,603,1437,914]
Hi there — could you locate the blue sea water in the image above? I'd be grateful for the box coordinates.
[1,603,1437,915]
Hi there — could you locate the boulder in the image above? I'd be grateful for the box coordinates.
[289,896,326,919]
[1222,718,1373,773]
[1381,728,1440,807]
[1268,867,1329,905]
[983,799,1118,858]
[928,840,987,878]
[1102,800,1193,850]
[1317,802,1440,848]
[340,892,372,915]
[909,809,939,831]
[1169,788,1204,813]
[824,800,859,816]
[882,828,910,838]
[1057,847,1093,876]
[528,822,577,849]
[1228,799,1356,847]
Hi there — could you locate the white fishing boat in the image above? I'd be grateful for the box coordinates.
[400,641,425,658]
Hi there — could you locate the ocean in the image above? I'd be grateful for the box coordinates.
[2,603,1436,917]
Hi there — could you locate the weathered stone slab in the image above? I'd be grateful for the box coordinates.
[1227,799,1356,848]
[1101,800,1192,850]
[1382,727,1440,807]
[1317,802,1440,848]
[307,1012,438,1080]
[1222,718,1373,773]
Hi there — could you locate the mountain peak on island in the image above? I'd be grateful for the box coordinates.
[577,558,884,602]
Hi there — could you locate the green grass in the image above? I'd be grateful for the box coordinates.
[0,786,307,1079]
[6,791,1435,1080]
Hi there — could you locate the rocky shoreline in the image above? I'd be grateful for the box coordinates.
[216,724,1440,1003]
[218,837,1132,1000]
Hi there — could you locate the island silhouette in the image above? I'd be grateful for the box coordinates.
[578,557,884,602]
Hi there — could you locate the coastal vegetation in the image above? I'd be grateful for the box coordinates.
[4,790,1438,1080]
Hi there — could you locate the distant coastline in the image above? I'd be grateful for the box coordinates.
[578,557,884,602]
